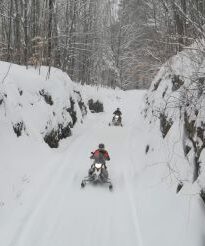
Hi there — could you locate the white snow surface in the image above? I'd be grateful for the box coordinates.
[0,62,204,246]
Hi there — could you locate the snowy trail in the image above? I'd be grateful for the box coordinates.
[1,88,205,246]
[8,92,145,246]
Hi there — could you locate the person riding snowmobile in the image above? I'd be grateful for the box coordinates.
[113,108,122,123]
[81,143,113,190]
[89,143,110,176]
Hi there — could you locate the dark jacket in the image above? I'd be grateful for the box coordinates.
[113,109,122,116]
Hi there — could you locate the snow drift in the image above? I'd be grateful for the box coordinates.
[143,40,205,232]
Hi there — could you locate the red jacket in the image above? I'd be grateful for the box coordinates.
[91,149,110,161]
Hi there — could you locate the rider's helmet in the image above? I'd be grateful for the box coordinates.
[98,143,105,149]
[117,107,120,111]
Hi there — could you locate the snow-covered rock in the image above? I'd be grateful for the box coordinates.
[0,62,89,148]
[144,40,205,201]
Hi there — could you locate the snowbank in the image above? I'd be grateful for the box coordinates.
[143,40,205,217]
[0,62,88,148]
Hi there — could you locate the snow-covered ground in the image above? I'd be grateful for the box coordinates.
[0,62,204,246]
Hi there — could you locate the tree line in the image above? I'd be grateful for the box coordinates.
[0,0,205,89]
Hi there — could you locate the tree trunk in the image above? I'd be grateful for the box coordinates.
[14,0,21,64]
[47,0,54,66]
[23,0,29,66]
[7,0,13,62]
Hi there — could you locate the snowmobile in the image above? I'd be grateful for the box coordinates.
[109,115,123,127]
[81,162,113,190]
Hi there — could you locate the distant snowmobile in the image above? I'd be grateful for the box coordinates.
[81,144,113,190]
[109,115,123,127]
[109,108,123,127]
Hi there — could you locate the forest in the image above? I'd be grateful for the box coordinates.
[0,0,205,89]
